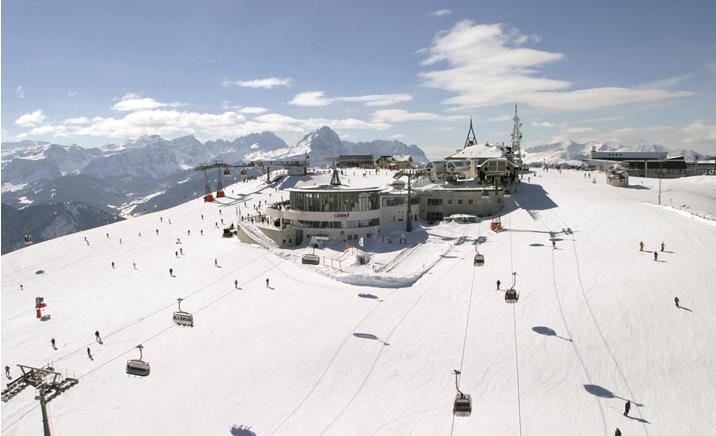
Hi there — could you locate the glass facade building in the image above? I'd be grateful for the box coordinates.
[289,190,381,212]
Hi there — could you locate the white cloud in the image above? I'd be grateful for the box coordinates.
[704,63,716,73]
[484,114,513,122]
[112,93,183,112]
[372,109,462,123]
[681,120,716,147]
[221,101,268,114]
[239,106,267,114]
[390,134,405,139]
[222,77,291,89]
[289,91,412,107]
[419,21,692,111]
[429,9,452,17]
[64,116,91,125]
[531,121,555,127]
[68,91,78,97]
[16,86,26,99]
[15,110,45,127]
[636,74,693,89]
[16,105,390,141]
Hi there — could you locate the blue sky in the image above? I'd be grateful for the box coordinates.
[3,0,715,156]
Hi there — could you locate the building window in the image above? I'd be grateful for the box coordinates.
[448,199,453,205]
[468,199,473,204]
[427,198,442,206]
[458,199,463,205]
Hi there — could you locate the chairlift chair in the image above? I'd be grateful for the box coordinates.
[223,169,231,176]
[23,234,33,246]
[172,298,194,327]
[302,253,320,265]
[126,345,151,377]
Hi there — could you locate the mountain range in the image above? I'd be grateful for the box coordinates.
[1,127,429,253]
[522,140,709,166]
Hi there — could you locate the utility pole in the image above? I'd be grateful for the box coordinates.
[406,174,413,232]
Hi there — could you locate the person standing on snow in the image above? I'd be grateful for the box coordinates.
[5,365,11,379]
[87,347,93,359]
[111,261,115,269]
[234,279,238,289]
[95,330,102,343]
[496,280,501,290]
[552,240,556,249]
[266,278,270,288]
[661,242,665,252]
[51,338,56,349]
[623,400,631,416]
[639,241,644,251]
[653,251,658,261]
[169,268,174,277]
[674,297,680,308]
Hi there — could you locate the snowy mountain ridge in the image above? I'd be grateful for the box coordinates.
[523,140,707,165]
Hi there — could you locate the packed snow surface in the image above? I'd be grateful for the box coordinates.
[2,170,716,435]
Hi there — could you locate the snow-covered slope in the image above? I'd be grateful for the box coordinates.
[2,171,715,435]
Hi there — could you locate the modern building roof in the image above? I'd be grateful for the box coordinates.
[446,143,503,160]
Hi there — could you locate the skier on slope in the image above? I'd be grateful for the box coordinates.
[87,347,93,359]
[51,338,56,349]
[95,330,102,343]
[496,280,501,290]
[552,240,556,249]
[234,279,238,289]
[674,296,680,308]
[111,261,115,269]
[639,241,644,251]
[5,365,11,379]
[653,251,658,261]
[169,268,174,277]
[266,278,270,288]
[133,262,137,270]
[156,229,159,235]
[623,400,631,416]
[661,242,665,252]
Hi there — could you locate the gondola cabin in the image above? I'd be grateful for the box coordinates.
[126,359,151,377]
[23,234,33,246]
[473,254,485,266]
[172,311,194,327]
[505,289,519,303]
[453,393,472,416]
[223,169,231,176]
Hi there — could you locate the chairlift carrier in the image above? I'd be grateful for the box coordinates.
[452,369,472,416]
[126,345,150,377]
[172,298,194,327]
[505,272,519,303]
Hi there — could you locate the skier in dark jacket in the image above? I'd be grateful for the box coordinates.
[95,330,101,343]
[87,347,92,359]
[496,280,501,290]
[5,365,10,379]
[623,400,631,416]
[235,279,239,289]
[674,297,680,308]
[169,268,174,277]
[653,251,658,261]
[615,428,621,436]
[51,338,56,349]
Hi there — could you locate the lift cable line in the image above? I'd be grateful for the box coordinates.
[508,211,523,436]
